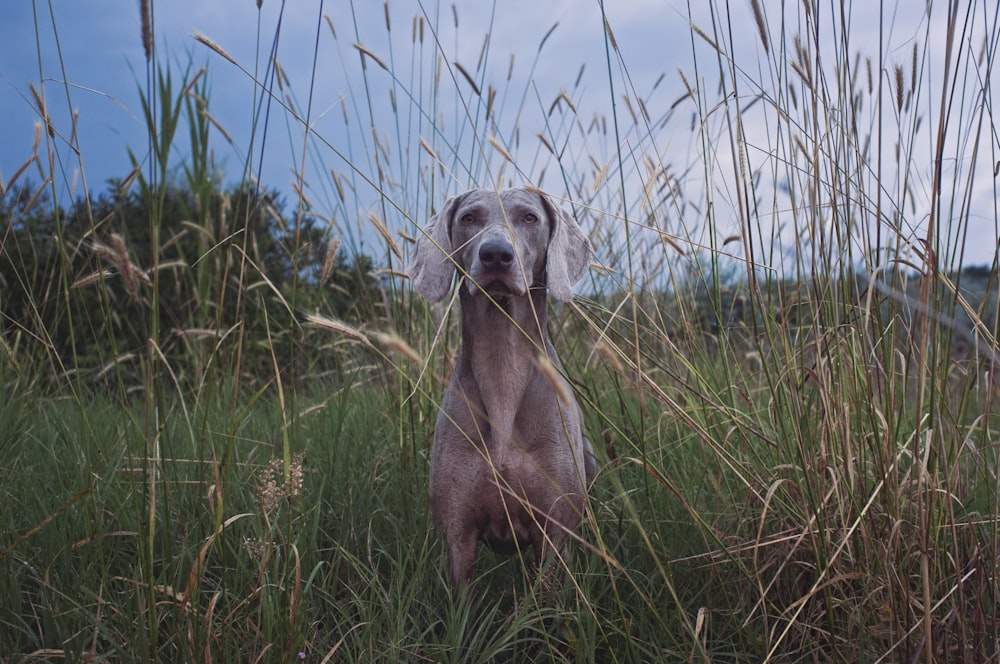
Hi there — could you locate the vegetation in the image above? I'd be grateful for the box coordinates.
[1,1,998,662]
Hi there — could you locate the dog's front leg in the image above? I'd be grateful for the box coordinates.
[446,528,478,593]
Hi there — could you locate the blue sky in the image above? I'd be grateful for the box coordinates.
[1,1,635,197]
[2,1,997,270]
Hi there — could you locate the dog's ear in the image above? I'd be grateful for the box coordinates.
[541,194,592,301]
[409,194,463,302]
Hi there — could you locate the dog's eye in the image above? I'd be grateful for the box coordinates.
[523,212,539,224]
[459,213,475,225]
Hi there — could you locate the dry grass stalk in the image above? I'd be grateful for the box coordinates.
[193,33,238,67]
[369,213,402,259]
[319,237,340,286]
[140,0,153,61]
[174,328,226,339]
[593,340,625,376]
[537,133,555,155]
[21,180,48,215]
[488,135,515,164]
[604,17,618,51]
[273,57,290,92]
[96,352,137,379]
[639,161,658,209]
[202,109,232,143]
[637,97,650,123]
[534,355,574,406]
[538,23,558,52]
[792,36,813,90]
[894,64,905,113]
[329,169,346,202]
[622,95,638,125]
[751,0,769,54]
[353,42,388,71]
[290,182,312,211]
[656,229,685,255]
[71,270,113,290]
[118,163,141,195]
[476,33,490,72]
[677,68,696,102]
[454,61,481,96]
[181,67,206,98]
[418,136,438,161]
[559,90,578,115]
[91,233,150,301]
[691,24,719,52]
[593,160,610,192]
[372,332,423,365]
[29,83,54,138]
[790,59,813,91]
[304,314,373,347]
[5,154,38,193]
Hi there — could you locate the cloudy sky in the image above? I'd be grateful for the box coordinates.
[2,1,997,272]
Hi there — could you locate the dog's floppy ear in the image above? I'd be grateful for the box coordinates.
[541,194,593,301]
[409,194,463,302]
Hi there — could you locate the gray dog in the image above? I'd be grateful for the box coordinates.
[409,187,596,592]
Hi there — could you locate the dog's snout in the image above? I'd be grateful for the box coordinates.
[478,240,515,272]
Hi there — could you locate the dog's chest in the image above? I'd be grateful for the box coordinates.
[476,456,546,551]
[468,338,535,439]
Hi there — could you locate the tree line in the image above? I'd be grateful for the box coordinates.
[0,177,381,392]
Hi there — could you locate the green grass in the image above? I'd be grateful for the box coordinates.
[2,0,1000,661]
[0,381,721,661]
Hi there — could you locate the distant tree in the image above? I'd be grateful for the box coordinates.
[0,176,379,390]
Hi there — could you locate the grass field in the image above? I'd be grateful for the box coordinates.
[2,1,1000,661]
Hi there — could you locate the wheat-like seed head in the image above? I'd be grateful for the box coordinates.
[534,355,574,407]
[373,332,423,365]
[319,238,340,286]
[139,0,152,61]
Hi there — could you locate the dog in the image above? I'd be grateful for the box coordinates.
[409,187,595,592]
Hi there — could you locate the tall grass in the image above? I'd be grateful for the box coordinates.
[2,0,999,661]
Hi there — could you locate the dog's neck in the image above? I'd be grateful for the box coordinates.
[459,288,548,446]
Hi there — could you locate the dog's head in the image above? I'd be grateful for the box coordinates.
[409,188,592,302]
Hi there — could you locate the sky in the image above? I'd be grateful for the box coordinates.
[2,1,998,274]
[1,1,629,199]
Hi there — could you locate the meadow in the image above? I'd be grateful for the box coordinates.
[1,1,999,661]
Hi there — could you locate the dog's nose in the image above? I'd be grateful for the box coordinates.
[478,240,515,272]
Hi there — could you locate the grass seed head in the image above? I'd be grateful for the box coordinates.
[751,0,769,54]
[320,237,341,286]
[140,0,153,61]
[534,354,574,406]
